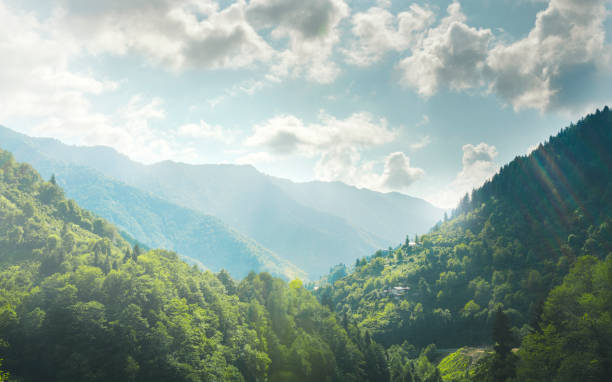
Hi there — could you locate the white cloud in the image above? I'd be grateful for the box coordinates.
[314,146,367,183]
[245,111,396,156]
[429,142,499,208]
[247,0,350,83]
[51,0,350,82]
[397,2,492,97]
[343,3,434,66]
[396,0,611,111]
[9,0,351,85]
[243,112,424,192]
[0,2,116,120]
[461,142,497,167]
[29,95,201,164]
[54,0,274,70]
[485,0,611,111]
[527,144,540,154]
[409,135,432,150]
[379,152,425,191]
[313,149,424,193]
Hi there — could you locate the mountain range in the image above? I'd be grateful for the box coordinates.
[0,126,443,278]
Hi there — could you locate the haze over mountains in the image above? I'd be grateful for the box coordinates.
[0,126,444,278]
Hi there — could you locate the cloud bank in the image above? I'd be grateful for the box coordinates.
[429,142,499,208]
[348,0,611,112]
[243,112,424,193]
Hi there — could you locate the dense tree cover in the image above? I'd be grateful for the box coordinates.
[514,255,612,381]
[448,255,612,381]
[0,149,378,381]
[316,108,612,351]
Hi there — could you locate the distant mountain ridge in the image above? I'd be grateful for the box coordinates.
[0,128,303,279]
[270,178,443,246]
[0,125,443,278]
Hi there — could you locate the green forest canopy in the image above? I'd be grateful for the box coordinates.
[0,148,376,381]
[0,107,611,381]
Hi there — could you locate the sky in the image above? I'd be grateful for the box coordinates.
[0,0,611,208]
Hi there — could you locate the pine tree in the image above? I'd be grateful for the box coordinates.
[132,244,141,262]
[491,308,517,381]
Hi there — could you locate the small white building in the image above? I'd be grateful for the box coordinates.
[383,286,411,296]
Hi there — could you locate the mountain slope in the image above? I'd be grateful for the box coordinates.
[49,164,305,280]
[271,178,444,246]
[0,148,372,381]
[317,107,612,349]
[0,126,442,277]
[0,133,303,280]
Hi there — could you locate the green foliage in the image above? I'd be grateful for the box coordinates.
[43,164,305,280]
[0,149,366,382]
[317,108,612,350]
[385,341,443,382]
[438,348,492,382]
[0,359,10,382]
[516,255,612,381]
[472,309,518,382]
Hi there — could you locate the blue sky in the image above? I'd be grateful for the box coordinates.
[1,0,610,208]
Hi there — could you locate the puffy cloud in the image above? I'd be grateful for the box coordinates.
[409,135,432,150]
[54,0,273,70]
[429,142,498,208]
[313,149,424,193]
[485,0,610,111]
[462,142,497,167]
[452,143,499,198]
[245,112,396,156]
[247,0,345,39]
[343,3,434,66]
[397,2,492,97]
[0,2,116,120]
[379,152,424,191]
[29,95,200,164]
[396,0,611,111]
[247,0,350,83]
[243,112,423,193]
[39,0,352,83]
[314,146,367,184]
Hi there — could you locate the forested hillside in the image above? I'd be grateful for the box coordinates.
[0,129,302,280]
[0,149,378,381]
[317,108,612,352]
[40,164,302,280]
